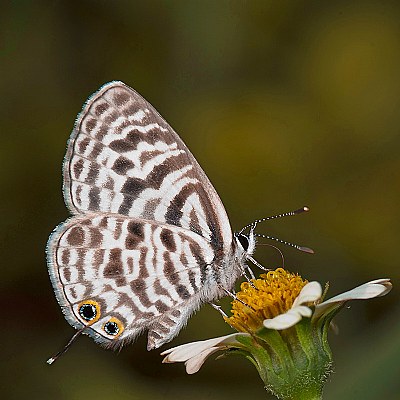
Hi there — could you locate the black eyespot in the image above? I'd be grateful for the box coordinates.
[79,304,97,321]
[104,321,119,336]
[237,234,249,251]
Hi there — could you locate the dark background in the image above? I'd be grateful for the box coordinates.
[1,1,399,399]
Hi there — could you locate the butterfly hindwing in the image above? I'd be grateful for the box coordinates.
[47,214,216,349]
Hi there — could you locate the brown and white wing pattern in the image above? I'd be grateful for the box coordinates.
[48,215,217,350]
[63,81,232,252]
[47,82,240,351]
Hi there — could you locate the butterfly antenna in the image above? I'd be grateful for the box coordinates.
[254,233,314,254]
[239,206,309,234]
[46,328,85,365]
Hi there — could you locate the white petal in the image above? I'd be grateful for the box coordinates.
[313,278,392,320]
[263,305,312,330]
[362,279,393,295]
[185,347,221,374]
[161,333,245,363]
[292,281,322,307]
[295,305,313,317]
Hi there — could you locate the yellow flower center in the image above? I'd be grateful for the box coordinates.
[225,268,308,333]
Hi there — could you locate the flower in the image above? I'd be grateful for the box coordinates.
[161,269,392,400]
[225,269,322,332]
[162,333,247,374]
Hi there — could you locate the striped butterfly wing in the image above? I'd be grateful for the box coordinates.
[63,81,232,250]
[48,82,234,350]
[48,215,215,350]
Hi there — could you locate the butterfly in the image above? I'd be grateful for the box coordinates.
[47,81,311,363]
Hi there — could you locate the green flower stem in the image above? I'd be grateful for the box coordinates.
[231,319,332,400]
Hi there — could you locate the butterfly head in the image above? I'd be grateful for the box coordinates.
[234,227,256,258]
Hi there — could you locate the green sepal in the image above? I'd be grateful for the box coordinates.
[225,319,333,400]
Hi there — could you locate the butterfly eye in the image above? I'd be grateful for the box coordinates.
[103,317,124,337]
[237,234,249,251]
[77,300,101,324]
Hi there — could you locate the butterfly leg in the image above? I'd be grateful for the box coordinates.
[218,285,255,311]
[248,256,271,272]
[240,265,257,288]
[246,266,256,280]
[209,302,228,318]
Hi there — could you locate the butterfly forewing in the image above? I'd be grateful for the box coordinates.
[63,82,232,250]
[48,82,240,351]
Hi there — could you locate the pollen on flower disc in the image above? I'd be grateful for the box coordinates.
[225,268,308,333]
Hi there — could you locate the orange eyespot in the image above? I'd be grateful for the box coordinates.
[77,300,101,325]
[103,317,124,338]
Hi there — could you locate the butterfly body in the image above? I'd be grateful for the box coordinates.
[47,81,254,351]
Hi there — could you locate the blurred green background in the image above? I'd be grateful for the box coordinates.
[1,1,399,399]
